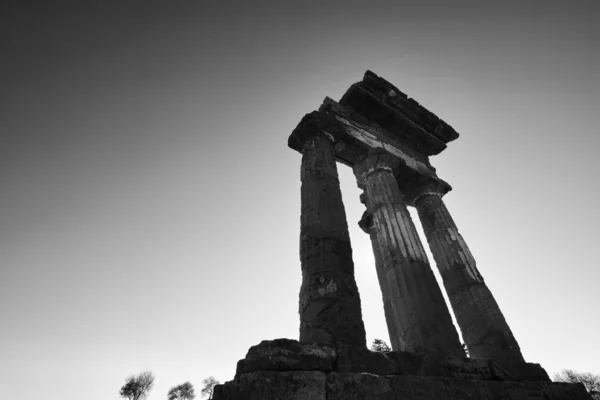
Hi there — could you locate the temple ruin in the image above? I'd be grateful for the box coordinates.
[212,71,591,399]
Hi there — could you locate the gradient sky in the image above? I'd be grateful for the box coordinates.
[1,2,599,399]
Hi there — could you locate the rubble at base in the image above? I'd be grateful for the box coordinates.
[211,339,591,400]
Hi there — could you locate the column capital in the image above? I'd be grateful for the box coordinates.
[403,177,453,207]
[353,149,402,188]
[288,111,346,153]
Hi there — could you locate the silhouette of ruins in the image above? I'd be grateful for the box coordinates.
[212,71,591,399]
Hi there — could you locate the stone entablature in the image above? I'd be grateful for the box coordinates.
[340,70,459,155]
[319,97,434,171]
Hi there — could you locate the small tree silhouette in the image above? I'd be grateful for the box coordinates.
[554,369,600,399]
[370,338,391,353]
[200,376,219,399]
[119,371,155,400]
[168,381,196,400]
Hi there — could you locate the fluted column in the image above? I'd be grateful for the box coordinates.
[355,151,463,356]
[410,181,524,362]
[358,211,403,352]
[296,129,366,347]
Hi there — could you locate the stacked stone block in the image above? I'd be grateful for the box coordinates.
[213,339,589,400]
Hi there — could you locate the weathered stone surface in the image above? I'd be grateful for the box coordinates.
[542,382,592,399]
[243,339,336,373]
[318,97,437,174]
[335,345,399,375]
[327,372,394,400]
[386,350,424,375]
[418,355,515,381]
[288,111,346,154]
[216,367,590,400]
[358,70,460,144]
[212,381,244,400]
[233,358,245,382]
[441,377,492,399]
[354,151,463,356]
[482,380,511,400]
[413,191,525,363]
[297,133,366,347]
[339,71,456,156]
[501,362,550,382]
[390,375,450,399]
[237,371,326,400]
[502,381,546,399]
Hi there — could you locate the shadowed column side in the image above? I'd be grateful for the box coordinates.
[409,181,524,363]
[359,210,403,351]
[292,116,366,347]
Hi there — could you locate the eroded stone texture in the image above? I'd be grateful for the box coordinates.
[418,355,515,381]
[483,380,511,400]
[237,371,327,400]
[242,339,336,373]
[355,151,462,356]
[502,381,546,400]
[212,347,591,400]
[385,351,545,384]
[234,359,245,382]
[441,377,493,399]
[335,345,399,375]
[390,375,450,399]
[409,188,524,363]
[502,362,550,382]
[292,115,366,347]
[386,350,424,376]
[212,381,243,400]
[542,382,592,400]
[327,372,395,400]
[339,71,459,156]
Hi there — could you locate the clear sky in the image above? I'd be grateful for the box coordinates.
[1,2,598,399]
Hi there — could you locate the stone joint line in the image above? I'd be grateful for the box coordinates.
[358,165,394,184]
[413,191,442,205]
[367,201,410,220]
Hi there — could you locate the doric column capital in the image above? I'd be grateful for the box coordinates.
[403,177,453,207]
[353,149,402,188]
[288,111,346,153]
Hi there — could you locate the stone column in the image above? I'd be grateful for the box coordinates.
[355,151,463,356]
[408,180,524,362]
[358,211,402,352]
[295,125,366,347]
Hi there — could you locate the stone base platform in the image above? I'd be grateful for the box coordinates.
[212,339,591,400]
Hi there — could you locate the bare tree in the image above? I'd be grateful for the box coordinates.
[370,338,391,353]
[554,369,600,399]
[200,376,219,399]
[119,371,155,400]
[168,381,196,400]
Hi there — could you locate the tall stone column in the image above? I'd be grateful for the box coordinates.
[294,121,366,347]
[408,180,525,362]
[358,211,403,352]
[355,151,463,356]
